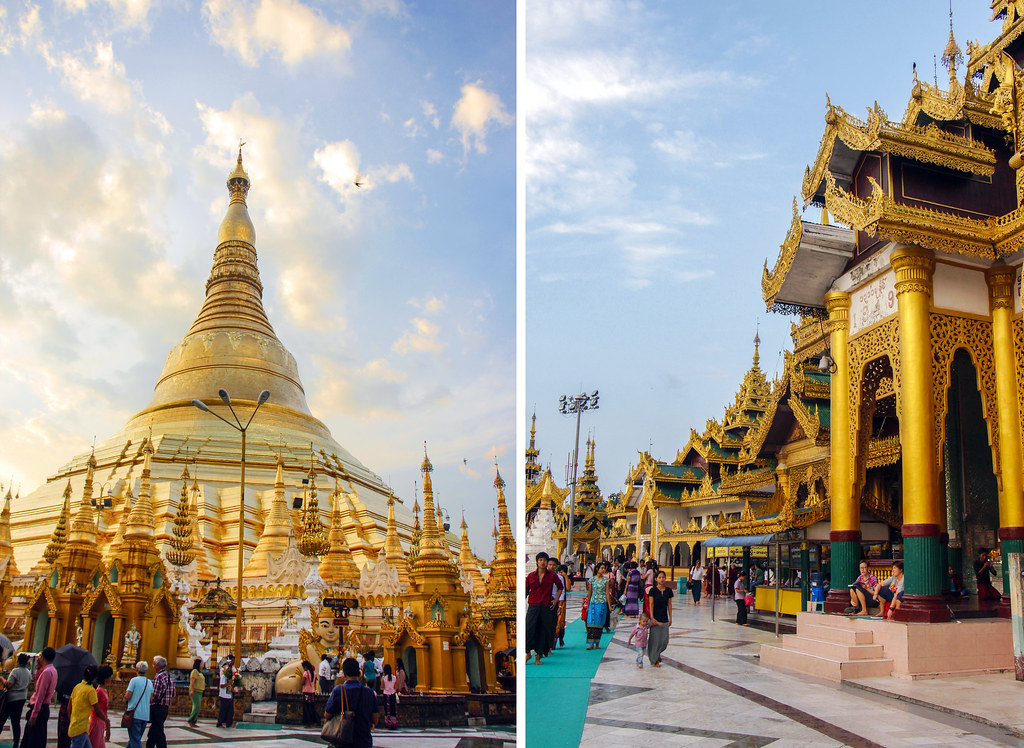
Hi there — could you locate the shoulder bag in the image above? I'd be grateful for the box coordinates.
[321,684,362,746]
[121,679,150,728]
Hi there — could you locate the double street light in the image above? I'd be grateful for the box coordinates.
[558,390,599,568]
[191,388,270,664]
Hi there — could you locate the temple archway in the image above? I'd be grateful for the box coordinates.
[658,542,672,566]
[32,611,50,652]
[674,542,690,567]
[91,610,113,663]
[402,646,417,689]
[465,637,484,693]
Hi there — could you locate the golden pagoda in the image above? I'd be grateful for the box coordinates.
[458,513,487,597]
[482,467,516,681]
[9,150,416,654]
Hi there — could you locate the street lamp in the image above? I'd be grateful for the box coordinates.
[558,390,599,568]
[191,388,270,664]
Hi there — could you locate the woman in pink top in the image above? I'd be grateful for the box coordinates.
[300,660,317,727]
[381,664,398,728]
[88,665,113,748]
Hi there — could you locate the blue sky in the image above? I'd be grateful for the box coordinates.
[0,0,514,559]
[525,3,995,499]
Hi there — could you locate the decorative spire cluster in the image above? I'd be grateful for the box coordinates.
[319,480,360,584]
[125,442,157,540]
[297,470,329,558]
[165,467,195,567]
[43,482,72,565]
[384,492,408,585]
[525,411,541,485]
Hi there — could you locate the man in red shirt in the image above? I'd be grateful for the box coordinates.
[525,552,563,665]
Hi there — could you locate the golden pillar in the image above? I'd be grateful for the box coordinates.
[890,246,947,621]
[822,291,858,613]
[986,264,1024,610]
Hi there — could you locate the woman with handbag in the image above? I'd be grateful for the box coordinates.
[324,658,378,747]
[123,661,152,748]
[0,652,30,748]
[301,661,318,727]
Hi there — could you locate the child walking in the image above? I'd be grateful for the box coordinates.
[626,613,651,669]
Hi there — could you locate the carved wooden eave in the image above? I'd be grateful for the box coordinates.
[823,171,1024,261]
[967,4,1024,85]
[26,581,59,616]
[789,396,829,446]
[763,198,857,315]
[738,386,783,460]
[790,366,831,401]
[803,100,996,208]
[719,466,776,494]
[901,78,1002,131]
[385,614,426,647]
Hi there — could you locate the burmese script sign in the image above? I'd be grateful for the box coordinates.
[850,270,896,336]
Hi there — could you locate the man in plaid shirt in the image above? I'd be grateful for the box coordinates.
[146,655,174,748]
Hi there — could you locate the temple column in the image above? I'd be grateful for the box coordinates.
[986,264,1024,617]
[891,247,948,622]
[824,291,859,613]
[451,644,468,692]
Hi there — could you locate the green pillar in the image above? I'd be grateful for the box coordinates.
[904,534,943,595]
[800,544,810,610]
[1003,538,1024,595]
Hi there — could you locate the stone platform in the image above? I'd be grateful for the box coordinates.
[760,611,1013,681]
[275,691,513,727]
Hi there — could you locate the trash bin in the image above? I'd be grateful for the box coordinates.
[677,576,686,595]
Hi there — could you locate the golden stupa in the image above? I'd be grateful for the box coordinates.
[10,150,415,592]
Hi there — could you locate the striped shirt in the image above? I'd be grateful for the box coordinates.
[151,669,174,706]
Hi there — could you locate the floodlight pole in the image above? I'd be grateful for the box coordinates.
[192,389,270,664]
[559,390,599,570]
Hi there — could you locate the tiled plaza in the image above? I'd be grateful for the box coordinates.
[0,715,515,748]
[560,595,1024,747]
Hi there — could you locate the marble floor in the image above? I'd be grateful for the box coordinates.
[572,596,1024,747]
[0,718,515,747]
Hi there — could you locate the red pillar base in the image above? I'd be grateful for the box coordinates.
[891,594,950,623]
[823,588,852,614]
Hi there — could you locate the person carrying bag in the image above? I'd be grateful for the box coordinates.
[323,657,377,747]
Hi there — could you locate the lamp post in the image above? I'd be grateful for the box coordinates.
[191,388,270,663]
[558,390,599,569]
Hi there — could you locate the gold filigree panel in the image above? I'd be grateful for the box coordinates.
[848,318,902,491]
[929,314,999,477]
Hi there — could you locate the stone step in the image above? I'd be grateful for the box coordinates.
[799,622,874,646]
[797,611,878,630]
[760,643,893,682]
[781,634,885,661]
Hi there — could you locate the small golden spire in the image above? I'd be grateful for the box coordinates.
[297,471,329,558]
[125,441,156,540]
[69,450,99,545]
[384,491,408,584]
[319,480,360,584]
[941,6,963,87]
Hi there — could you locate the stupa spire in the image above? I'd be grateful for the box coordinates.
[0,491,18,576]
[319,480,360,584]
[493,466,515,562]
[414,445,446,561]
[459,511,485,596]
[125,442,156,540]
[69,450,99,544]
[244,451,293,576]
[384,492,408,584]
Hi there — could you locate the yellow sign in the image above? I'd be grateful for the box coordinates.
[713,547,728,558]
[751,546,768,558]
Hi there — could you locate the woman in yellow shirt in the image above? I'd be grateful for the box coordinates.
[69,665,108,748]
[188,659,206,727]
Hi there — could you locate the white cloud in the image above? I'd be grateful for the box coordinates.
[203,0,351,67]
[426,148,444,164]
[42,41,135,113]
[313,139,361,197]
[57,0,155,30]
[421,101,439,129]
[403,117,423,138]
[392,317,442,355]
[451,82,513,156]
[408,295,445,313]
[652,129,700,161]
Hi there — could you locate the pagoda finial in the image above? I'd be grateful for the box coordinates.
[125,441,156,540]
[166,473,196,567]
[942,4,963,88]
[492,462,515,562]
[753,328,761,368]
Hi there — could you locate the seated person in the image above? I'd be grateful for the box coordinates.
[846,561,879,614]
[974,549,1001,602]
[947,565,968,597]
[870,561,905,619]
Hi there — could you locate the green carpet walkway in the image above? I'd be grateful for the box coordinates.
[525,615,614,748]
